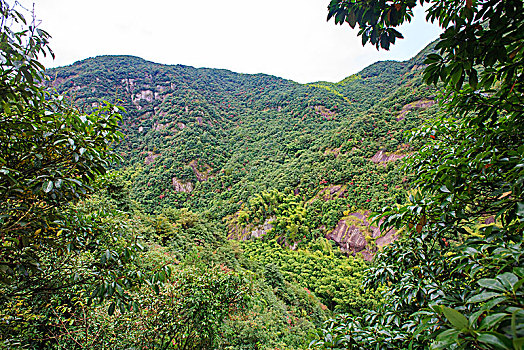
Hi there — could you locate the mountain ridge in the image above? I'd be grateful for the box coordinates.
[48,38,435,85]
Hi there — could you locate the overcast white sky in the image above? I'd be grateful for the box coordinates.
[16,0,442,83]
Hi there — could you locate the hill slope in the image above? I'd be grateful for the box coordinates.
[47,42,439,256]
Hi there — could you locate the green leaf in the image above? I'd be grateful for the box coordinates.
[347,11,357,28]
[468,292,501,303]
[469,310,484,325]
[370,27,378,44]
[433,328,460,348]
[497,272,518,290]
[115,283,123,296]
[469,69,478,89]
[21,68,34,85]
[425,54,442,64]
[513,337,524,350]
[478,278,506,292]
[335,10,346,24]
[516,202,524,219]
[477,332,512,349]
[380,33,390,50]
[440,185,451,193]
[450,65,463,86]
[390,28,403,38]
[442,307,469,330]
[108,302,116,316]
[42,180,53,193]
[480,313,508,330]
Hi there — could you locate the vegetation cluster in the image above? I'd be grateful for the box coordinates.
[1,0,522,348]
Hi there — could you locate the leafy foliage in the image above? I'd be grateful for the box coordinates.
[0,0,470,348]
[47,45,438,234]
[0,3,150,347]
[313,0,524,349]
[242,239,379,313]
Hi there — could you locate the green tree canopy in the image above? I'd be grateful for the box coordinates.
[0,2,150,345]
[312,0,524,348]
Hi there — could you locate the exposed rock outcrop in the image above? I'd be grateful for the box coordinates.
[144,152,161,165]
[121,78,135,92]
[313,105,336,118]
[370,150,408,163]
[396,99,435,121]
[172,178,193,193]
[188,160,212,181]
[227,217,275,240]
[326,211,397,261]
[153,123,166,131]
[132,90,154,104]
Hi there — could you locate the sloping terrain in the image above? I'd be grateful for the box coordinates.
[48,41,439,256]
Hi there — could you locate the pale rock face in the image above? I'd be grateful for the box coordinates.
[154,123,166,131]
[121,78,135,92]
[396,99,435,121]
[144,152,161,165]
[326,211,397,261]
[132,90,154,104]
[250,220,274,239]
[227,217,275,240]
[172,178,193,193]
[314,105,336,118]
[370,150,407,163]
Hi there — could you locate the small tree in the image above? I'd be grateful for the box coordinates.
[0,1,146,346]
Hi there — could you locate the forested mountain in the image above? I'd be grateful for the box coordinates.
[2,22,442,346]
[47,43,438,257]
[3,0,522,348]
[3,8,441,343]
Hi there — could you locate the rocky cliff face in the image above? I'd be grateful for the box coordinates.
[144,152,161,165]
[396,99,435,121]
[172,178,193,193]
[326,211,397,261]
[226,217,275,240]
[188,160,212,181]
[225,206,397,260]
[370,150,408,163]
